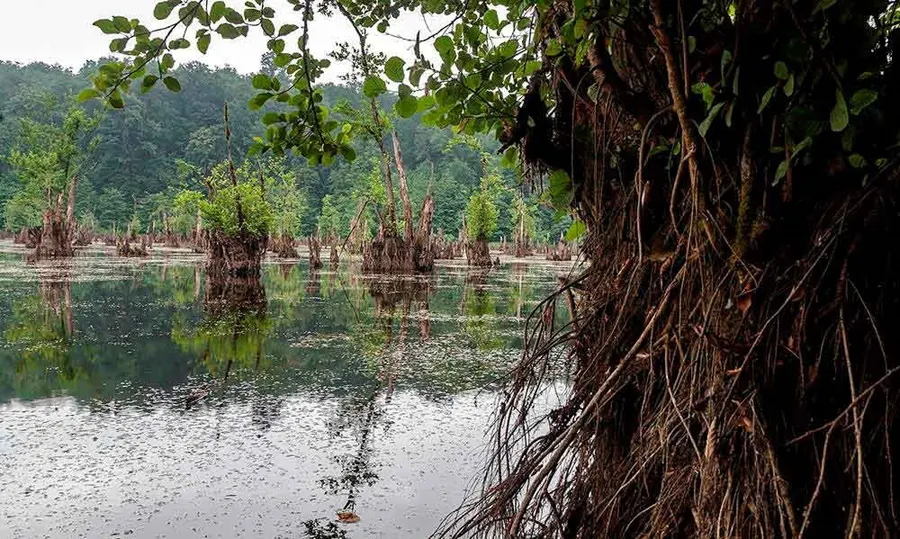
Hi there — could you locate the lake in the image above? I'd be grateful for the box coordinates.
[0,243,573,538]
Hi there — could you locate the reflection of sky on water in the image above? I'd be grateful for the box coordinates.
[0,244,572,538]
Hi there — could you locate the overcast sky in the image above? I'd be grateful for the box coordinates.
[0,0,435,79]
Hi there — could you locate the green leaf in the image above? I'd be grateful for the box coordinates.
[548,169,573,209]
[140,75,159,93]
[725,101,735,127]
[395,95,418,118]
[774,160,788,184]
[849,89,878,115]
[93,19,119,34]
[249,92,273,111]
[397,83,412,98]
[262,112,281,125]
[813,0,837,13]
[784,74,795,97]
[830,89,849,132]
[162,76,181,92]
[409,65,425,87]
[574,0,587,15]
[691,82,714,110]
[108,91,125,109]
[545,38,562,57]
[278,24,298,37]
[261,19,275,37]
[197,33,211,54]
[758,86,776,114]
[216,23,240,39]
[484,9,500,30]
[434,36,454,55]
[565,219,586,242]
[774,61,789,80]
[417,94,435,112]
[154,1,176,20]
[223,8,243,24]
[500,146,519,168]
[210,1,226,22]
[252,74,273,90]
[698,102,724,137]
[848,153,867,168]
[384,56,405,83]
[77,88,101,102]
[362,75,387,98]
[113,16,131,32]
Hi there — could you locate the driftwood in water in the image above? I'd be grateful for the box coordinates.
[308,235,323,269]
[272,233,298,258]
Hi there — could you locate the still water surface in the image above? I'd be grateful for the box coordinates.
[0,245,571,538]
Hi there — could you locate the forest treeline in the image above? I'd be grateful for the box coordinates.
[0,59,570,242]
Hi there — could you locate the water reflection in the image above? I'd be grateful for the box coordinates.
[0,251,572,538]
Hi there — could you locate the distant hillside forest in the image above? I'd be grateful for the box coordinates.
[0,59,571,243]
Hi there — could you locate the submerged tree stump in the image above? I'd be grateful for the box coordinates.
[466,237,492,267]
[272,233,299,258]
[308,235,323,270]
[116,235,149,257]
[329,243,339,270]
[206,230,267,278]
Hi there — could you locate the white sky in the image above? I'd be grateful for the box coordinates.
[0,0,436,79]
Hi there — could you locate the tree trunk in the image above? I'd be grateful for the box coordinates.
[330,243,340,270]
[442,2,900,538]
[308,234,323,270]
[392,131,414,245]
[34,192,75,259]
[466,236,491,267]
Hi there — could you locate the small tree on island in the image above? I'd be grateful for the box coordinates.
[465,165,499,268]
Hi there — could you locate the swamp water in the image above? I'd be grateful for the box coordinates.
[0,244,572,538]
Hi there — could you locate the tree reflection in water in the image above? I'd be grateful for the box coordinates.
[307,277,431,536]
[173,272,270,408]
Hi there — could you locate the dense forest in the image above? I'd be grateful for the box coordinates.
[0,59,571,243]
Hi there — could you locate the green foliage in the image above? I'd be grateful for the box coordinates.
[0,62,529,241]
[198,162,272,236]
[317,194,342,238]
[466,176,500,241]
[3,103,99,228]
